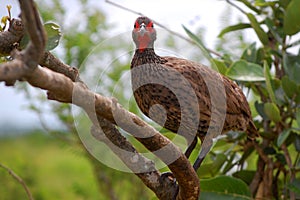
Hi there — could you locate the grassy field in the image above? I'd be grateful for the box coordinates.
[0,131,153,200]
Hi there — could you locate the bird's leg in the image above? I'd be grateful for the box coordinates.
[159,137,198,189]
[193,138,213,171]
[193,156,205,171]
[184,136,198,158]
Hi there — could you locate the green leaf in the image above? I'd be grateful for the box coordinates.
[200,176,252,200]
[212,59,228,75]
[198,153,227,177]
[218,23,251,38]
[241,43,257,63]
[264,102,281,122]
[246,13,269,45]
[20,22,62,51]
[277,129,291,147]
[284,0,300,35]
[183,25,218,71]
[264,61,277,103]
[233,170,255,185]
[44,22,62,51]
[226,60,265,81]
[281,76,299,99]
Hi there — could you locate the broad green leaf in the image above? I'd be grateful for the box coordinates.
[218,23,251,38]
[264,102,281,122]
[233,170,256,185]
[198,153,227,177]
[212,59,227,75]
[277,129,291,147]
[241,43,257,63]
[264,61,276,103]
[226,60,265,81]
[183,25,218,71]
[284,0,300,35]
[200,176,252,199]
[246,13,269,45]
[20,22,62,51]
[281,76,299,99]
[44,22,61,51]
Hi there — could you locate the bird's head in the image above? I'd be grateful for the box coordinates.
[132,16,156,51]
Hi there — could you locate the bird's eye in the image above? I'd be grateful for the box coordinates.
[134,22,139,29]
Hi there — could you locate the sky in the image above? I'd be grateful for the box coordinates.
[0,0,246,134]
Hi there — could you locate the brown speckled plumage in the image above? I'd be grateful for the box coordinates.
[131,17,257,170]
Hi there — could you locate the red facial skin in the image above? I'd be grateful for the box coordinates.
[133,20,156,52]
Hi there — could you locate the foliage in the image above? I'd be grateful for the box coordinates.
[200,176,252,200]
[185,0,300,199]
[20,22,62,51]
[1,0,300,199]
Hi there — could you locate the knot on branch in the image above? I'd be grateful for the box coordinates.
[8,18,24,36]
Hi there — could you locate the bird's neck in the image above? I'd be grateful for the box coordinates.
[131,48,166,68]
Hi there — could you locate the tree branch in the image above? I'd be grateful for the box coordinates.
[0,163,34,200]
[0,1,200,199]
[0,18,24,56]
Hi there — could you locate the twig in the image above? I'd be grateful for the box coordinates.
[0,163,34,200]
[226,0,247,15]
[105,0,222,58]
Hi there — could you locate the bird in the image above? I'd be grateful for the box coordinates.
[130,16,258,171]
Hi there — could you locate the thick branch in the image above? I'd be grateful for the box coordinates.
[40,51,80,82]
[0,19,24,56]
[1,54,199,199]
[20,63,199,199]
[91,119,177,199]
[0,1,200,199]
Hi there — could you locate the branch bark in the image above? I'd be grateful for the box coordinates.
[0,1,200,199]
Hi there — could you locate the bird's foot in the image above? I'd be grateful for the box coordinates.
[159,172,176,184]
[159,172,179,200]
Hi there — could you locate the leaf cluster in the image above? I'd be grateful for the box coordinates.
[184,0,300,199]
